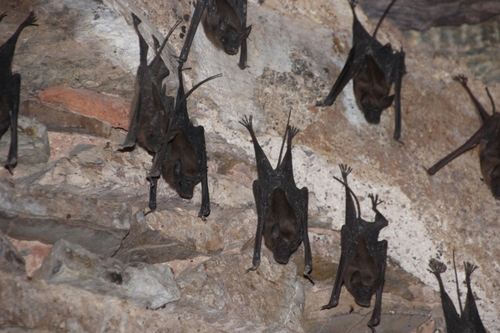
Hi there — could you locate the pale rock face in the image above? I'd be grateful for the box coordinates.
[0,0,498,332]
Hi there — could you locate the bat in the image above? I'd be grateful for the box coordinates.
[316,0,405,141]
[428,254,487,333]
[0,12,37,171]
[239,114,313,283]
[322,164,388,333]
[178,0,252,69]
[427,75,500,198]
[122,13,180,153]
[149,63,221,220]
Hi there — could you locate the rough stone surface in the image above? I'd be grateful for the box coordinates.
[357,0,500,30]
[0,0,499,332]
[0,231,26,277]
[33,239,180,309]
[0,116,50,166]
[38,87,130,130]
[0,179,131,257]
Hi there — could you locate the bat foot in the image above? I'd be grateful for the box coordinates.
[464,261,477,277]
[303,272,315,285]
[428,258,447,275]
[239,115,253,129]
[453,74,467,86]
[245,265,259,273]
[368,194,383,210]
[315,100,332,107]
[321,299,339,310]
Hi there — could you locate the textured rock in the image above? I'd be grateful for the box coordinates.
[38,87,130,130]
[1,0,499,332]
[0,180,131,257]
[0,116,50,166]
[0,231,26,276]
[33,239,180,309]
[357,0,500,30]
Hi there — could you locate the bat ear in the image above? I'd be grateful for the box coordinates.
[350,270,362,286]
[174,160,182,176]
[382,94,395,109]
[243,26,252,40]
[218,17,228,33]
[271,224,280,240]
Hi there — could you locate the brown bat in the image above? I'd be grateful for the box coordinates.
[428,255,487,333]
[322,164,388,333]
[239,114,312,283]
[427,75,500,198]
[179,0,252,69]
[316,0,405,140]
[0,12,37,171]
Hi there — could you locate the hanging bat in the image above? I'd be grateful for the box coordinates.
[427,75,500,198]
[316,0,405,141]
[0,12,37,171]
[428,255,487,333]
[239,114,313,283]
[178,0,252,69]
[122,13,180,153]
[322,164,388,333]
[147,64,220,219]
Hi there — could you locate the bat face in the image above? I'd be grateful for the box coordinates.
[201,0,251,56]
[345,235,381,307]
[354,55,394,125]
[263,188,302,264]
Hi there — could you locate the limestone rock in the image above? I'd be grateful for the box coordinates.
[0,230,26,276]
[0,180,131,257]
[33,239,180,309]
[0,116,50,167]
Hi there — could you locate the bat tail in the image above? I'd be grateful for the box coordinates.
[155,18,182,61]
[486,87,496,113]
[277,109,292,167]
[452,251,463,314]
[372,0,397,38]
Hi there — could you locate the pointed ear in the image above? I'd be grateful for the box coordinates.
[243,25,252,40]
[218,17,228,32]
[174,160,181,176]
[381,94,395,110]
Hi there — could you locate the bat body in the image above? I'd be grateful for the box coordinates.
[179,0,251,69]
[0,12,37,171]
[428,257,487,333]
[240,115,312,282]
[122,13,177,153]
[317,0,405,140]
[154,65,220,220]
[427,75,500,198]
[322,165,388,332]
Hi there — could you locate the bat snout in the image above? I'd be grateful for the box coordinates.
[363,109,382,124]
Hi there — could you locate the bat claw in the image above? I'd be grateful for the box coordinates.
[321,299,339,310]
[368,194,383,209]
[239,115,253,129]
[464,261,477,276]
[428,258,447,275]
[453,74,467,85]
[245,265,258,273]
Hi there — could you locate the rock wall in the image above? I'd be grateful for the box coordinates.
[0,0,499,332]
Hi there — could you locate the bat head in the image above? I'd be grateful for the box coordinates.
[360,93,394,124]
[173,159,201,199]
[269,223,303,264]
[349,271,378,307]
[218,20,251,55]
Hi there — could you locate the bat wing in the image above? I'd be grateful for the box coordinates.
[247,180,267,271]
[317,45,362,107]
[298,186,313,282]
[427,118,497,175]
[122,78,142,148]
[5,73,21,170]
[322,224,353,309]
